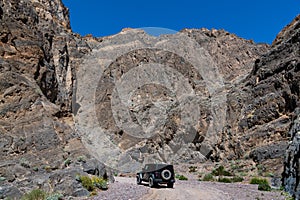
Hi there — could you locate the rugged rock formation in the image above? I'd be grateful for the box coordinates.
[214,14,300,194]
[0,0,111,198]
[182,28,268,82]
[0,0,299,198]
[283,108,300,199]
[74,27,268,172]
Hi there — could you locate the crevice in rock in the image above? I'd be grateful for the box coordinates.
[0,6,3,20]
[282,91,297,113]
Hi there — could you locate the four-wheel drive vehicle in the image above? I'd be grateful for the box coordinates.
[136,164,175,188]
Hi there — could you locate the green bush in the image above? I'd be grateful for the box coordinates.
[21,189,46,200]
[63,158,72,167]
[77,156,86,163]
[202,173,214,181]
[212,166,231,176]
[281,191,295,200]
[79,175,108,191]
[239,172,247,177]
[80,176,94,191]
[258,183,271,191]
[91,176,108,190]
[46,193,63,200]
[266,172,274,177]
[176,174,188,180]
[218,177,232,183]
[21,189,63,200]
[217,176,244,183]
[32,167,39,172]
[250,178,271,191]
[250,177,268,185]
[231,176,244,183]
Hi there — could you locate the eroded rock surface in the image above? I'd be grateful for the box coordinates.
[74,28,267,172]
[1,0,300,198]
[212,15,300,195]
[283,108,300,199]
[0,0,112,198]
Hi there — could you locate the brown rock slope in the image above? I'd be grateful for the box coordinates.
[0,0,111,198]
[74,27,268,172]
[214,14,300,193]
[1,0,299,198]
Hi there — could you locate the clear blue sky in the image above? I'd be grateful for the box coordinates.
[62,0,299,44]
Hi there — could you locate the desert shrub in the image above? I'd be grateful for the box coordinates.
[250,177,268,185]
[176,174,188,180]
[218,177,232,183]
[202,173,214,181]
[21,189,46,200]
[32,167,39,172]
[91,176,108,190]
[257,164,266,176]
[231,176,244,182]
[212,165,231,176]
[79,175,108,191]
[80,176,94,191]
[281,191,295,200]
[217,176,244,183]
[239,172,247,177]
[63,158,72,167]
[46,193,63,200]
[258,182,271,191]
[265,172,274,177]
[250,177,271,191]
[77,156,86,163]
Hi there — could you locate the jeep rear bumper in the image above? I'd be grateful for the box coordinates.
[154,179,175,184]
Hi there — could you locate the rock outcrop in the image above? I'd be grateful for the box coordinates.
[1,0,299,198]
[0,0,111,198]
[74,26,268,172]
[283,108,300,199]
[213,15,299,158]
[214,14,300,195]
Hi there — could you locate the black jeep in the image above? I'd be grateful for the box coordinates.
[136,164,175,188]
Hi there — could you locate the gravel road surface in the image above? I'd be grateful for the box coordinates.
[91,177,285,200]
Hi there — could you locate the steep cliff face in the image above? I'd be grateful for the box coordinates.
[74,27,268,172]
[1,0,299,198]
[0,0,110,198]
[283,108,300,199]
[275,15,300,199]
[215,14,300,188]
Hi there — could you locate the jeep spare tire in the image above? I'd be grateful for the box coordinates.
[161,169,172,180]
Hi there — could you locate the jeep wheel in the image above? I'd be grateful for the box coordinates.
[161,169,172,180]
[167,182,174,188]
[137,175,142,185]
[149,177,155,188]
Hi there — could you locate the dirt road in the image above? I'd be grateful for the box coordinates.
[143,181,229,200]
[92,177,286,200]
